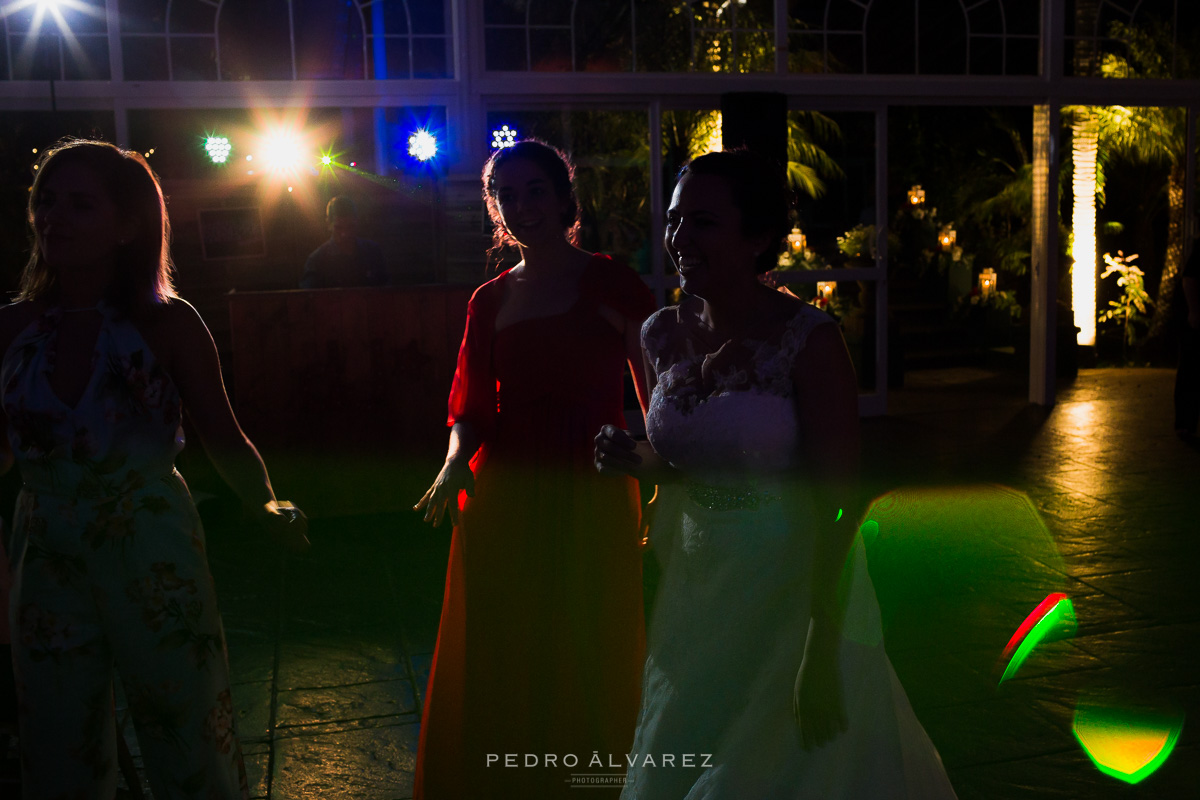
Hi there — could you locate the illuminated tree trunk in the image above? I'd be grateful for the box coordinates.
[1071,109,1099,346]
[1149,161,1185,339]
[1071,0,1100,346]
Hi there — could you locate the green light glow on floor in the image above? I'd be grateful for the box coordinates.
[1073,704,1184,784]
[999,595,1075,683]
[836,508,843,522]
[858,519,878,546]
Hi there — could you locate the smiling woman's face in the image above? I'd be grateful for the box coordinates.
[33,159,126,274]
[491,157,570,249]
[665,171,765,299]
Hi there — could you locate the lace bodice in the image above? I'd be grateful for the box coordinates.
[643,302,833,485]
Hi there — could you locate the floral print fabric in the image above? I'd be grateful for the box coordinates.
[2,303,248,799]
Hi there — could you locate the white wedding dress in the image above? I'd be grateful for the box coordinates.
[622,302,958,799]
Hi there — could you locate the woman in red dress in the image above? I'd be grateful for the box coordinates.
[413,140,654,798]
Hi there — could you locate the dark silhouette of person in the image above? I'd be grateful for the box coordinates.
[300,196,387,288]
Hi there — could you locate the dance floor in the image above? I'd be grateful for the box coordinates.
[10,366,1191,799]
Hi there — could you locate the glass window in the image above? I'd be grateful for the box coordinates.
[122,36,170,80]
[217,0,292,80]
[412,37,449,78]
[484,27,526,70]
[409,0,446,35]
[58,0,107,35]
[64,37,111,80]
[171,36,218,80]
[170,0,218,34]
[295,2,365,79]
[632,2,691,72]
[119,0,167,35]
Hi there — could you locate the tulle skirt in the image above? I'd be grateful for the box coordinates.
[623,485,958,799]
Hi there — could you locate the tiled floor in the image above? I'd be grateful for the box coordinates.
[6,366,1198,798]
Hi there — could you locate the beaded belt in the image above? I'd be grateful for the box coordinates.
[685,481,783,512]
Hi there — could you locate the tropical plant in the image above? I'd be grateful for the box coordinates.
[1098,251,1154,359]
[786,111,844,199]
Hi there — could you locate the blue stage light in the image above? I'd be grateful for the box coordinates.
[408,129,438,162]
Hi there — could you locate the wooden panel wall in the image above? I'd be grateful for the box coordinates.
[227,286,474,515]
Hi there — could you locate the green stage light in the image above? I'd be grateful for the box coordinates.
[204,136,232,164]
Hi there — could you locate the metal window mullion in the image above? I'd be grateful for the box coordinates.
[354,0,368,80]
[998,0,1008,74]
[570,0,577,72]
[822,0,831,73]
[630,0,636,72]
[287,0,297,80]
[165,0,174,80]
[774,0,787,74]
[106,0,123,81]
[525,0,532,71]
[959,0,970,75]
[914,0,919,75]
[1171,0,1178,76]
[213,0,223,81]
[402,0,414,79]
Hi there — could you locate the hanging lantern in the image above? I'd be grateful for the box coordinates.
[908,184,926,206]
[939,226,957,251]
[979,267,997,297]
[787,226,806,253]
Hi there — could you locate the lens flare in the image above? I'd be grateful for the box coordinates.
[1074,704,1183,784]
[999,593,1076,683]
[408,129,438,162]
[260,127,308,176]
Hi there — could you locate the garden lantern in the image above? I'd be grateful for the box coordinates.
[787,226,806,253]
[817,281,836,304]
[939,226,957,251]
[979,268,997,297]
[908,185,926,206]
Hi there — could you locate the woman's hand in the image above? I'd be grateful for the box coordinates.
[414,457,475,528]
[258,500,311,554]
[792,631,847,750]
[595,425,667,481]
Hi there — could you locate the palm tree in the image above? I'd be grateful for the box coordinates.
[786,111,845,200]
[1094,21,1193,340]
[1069,0,1100,345]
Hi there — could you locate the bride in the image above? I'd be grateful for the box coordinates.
[596,150,957,798]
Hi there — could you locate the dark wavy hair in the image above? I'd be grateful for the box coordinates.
[677,149,791,274]
[482,139,580,262]
[20,138,177,314]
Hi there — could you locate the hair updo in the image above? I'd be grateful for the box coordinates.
[482,139,581,257]
[676,149,791,274]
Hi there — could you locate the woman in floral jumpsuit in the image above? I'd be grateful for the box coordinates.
[0,139,310,799]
